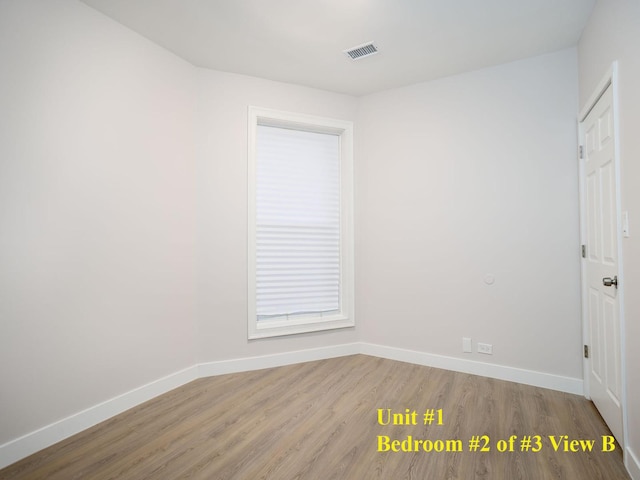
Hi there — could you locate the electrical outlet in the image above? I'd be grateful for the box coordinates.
[477,343,493,355]
[462,337,472,353]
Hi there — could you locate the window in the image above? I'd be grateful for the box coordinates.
[248,107,354,339]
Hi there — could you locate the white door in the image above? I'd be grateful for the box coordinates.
[581,83,623,444]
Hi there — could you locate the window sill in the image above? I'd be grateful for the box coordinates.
[248,316,355,339]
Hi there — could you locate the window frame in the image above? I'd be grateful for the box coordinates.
[247,106,354,339]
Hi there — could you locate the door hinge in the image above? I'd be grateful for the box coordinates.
[581,245,586,258]
[579,145,584,159]
[584,345,589,358]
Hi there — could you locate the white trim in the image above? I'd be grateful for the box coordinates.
[626,446,640,480]
[578,118,590,399]
[198,343,360,377]
[611,63,629,459]
[0,365,198,470]
[247,106,355,339]
[360,343,584,395]
[0,342,590,469]
[197,342,583,394]
[249,315,355,340]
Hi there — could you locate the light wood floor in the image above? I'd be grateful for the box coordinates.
[1,355,630,479]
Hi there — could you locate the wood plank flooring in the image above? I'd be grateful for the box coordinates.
[0,355,630,479]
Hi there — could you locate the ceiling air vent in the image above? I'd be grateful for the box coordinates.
[344,42,378,60]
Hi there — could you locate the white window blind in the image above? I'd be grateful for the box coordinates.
[255,125,341,321]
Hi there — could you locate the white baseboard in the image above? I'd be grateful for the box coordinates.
[198,342,583,395]
[0,345,360,470]
[0,341,586,470]
[0,365,198,470]
[627,446,640,480]
[198,343,360,377]
[359,343,584,395]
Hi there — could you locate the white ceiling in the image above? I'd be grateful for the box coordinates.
[80,0,595,96]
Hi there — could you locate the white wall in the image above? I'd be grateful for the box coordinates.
[0,0,360,459]
[195,70,359,362]
[579,1,640,476]
[0,0,198,445]
[356,49,582,379]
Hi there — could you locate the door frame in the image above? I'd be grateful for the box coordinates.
[578,61,627,451]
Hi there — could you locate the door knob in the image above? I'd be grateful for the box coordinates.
[602,276,618,288]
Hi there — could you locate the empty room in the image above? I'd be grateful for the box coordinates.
[1,0,638,478]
